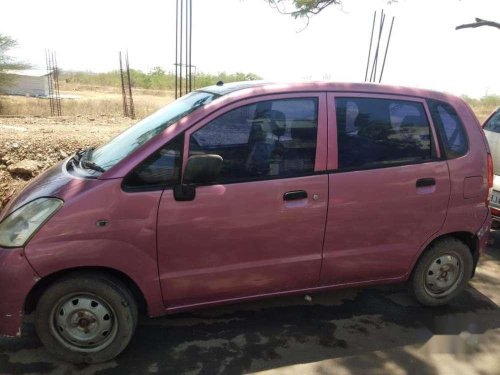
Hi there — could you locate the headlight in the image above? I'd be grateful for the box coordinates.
[0,198,63,248]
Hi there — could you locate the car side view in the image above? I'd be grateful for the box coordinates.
[0,81,492,363]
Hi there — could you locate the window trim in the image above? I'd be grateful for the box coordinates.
[182,93,328,186]
[328,93,443,172]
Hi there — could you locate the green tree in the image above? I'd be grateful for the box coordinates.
[0,34,28,87]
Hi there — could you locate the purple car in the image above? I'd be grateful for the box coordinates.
[0,81,492,363]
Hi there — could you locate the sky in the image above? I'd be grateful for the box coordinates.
[1,0,499,98]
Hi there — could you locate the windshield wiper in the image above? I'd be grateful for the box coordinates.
[76,147,105,173]
[72,147,94,163]
[80,159,105,173]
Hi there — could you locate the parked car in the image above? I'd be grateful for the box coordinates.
[483,107,500,223]
[0,82,492,363]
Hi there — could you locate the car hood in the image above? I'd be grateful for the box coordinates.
[0,160,76,222]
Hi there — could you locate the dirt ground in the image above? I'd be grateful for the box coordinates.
[0,116,132,209]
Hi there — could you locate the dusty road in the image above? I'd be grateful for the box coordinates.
[1,231,500,375]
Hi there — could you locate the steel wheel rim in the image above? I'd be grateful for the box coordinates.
[424,253,464,297]
[50,293,118,352]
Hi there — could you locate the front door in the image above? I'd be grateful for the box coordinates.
[321,93,451,285]
[157,93,329,308]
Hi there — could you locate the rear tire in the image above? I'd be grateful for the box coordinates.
[34,273,138,364]
[411,238,473,306]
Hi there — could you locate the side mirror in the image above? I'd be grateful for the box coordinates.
[173,154,223,202]
[184,154,223,184]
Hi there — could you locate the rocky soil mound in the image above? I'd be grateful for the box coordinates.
[0,116,132,210]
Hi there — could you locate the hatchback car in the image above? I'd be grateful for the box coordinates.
[0,81,492,363]
[483,107,500,221]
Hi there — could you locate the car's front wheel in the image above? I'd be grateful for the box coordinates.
[411,238,473,306]
[34,273,138,364]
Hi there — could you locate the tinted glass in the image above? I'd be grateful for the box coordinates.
[336,98,432,169]
[123,134,183,190]
[190,98,318,183]
[89,91,217,172]
[484,109,500,133]
[427,100,468,158]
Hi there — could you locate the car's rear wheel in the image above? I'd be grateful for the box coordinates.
[34,273,138,364]
[411,238,473,306]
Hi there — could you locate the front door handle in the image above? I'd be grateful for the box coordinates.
[283,190,308,201]
[416,178,436,188]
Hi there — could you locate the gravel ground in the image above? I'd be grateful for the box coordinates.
[0,116,132,209]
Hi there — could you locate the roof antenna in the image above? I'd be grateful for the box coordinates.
[216,80,224,86]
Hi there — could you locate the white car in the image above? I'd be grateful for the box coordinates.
[483,107,500,224]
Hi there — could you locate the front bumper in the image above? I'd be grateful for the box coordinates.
[0,247,38,337]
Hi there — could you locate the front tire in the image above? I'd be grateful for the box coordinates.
[34,273,138,364]
[411,238,473,306]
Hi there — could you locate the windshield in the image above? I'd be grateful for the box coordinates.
[88,91,218,171]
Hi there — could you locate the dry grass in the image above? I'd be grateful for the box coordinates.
[0,84,175,118]
[1,85,497,124]
[470,103,499,124]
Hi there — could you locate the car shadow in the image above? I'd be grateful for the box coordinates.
[1,237,500,374]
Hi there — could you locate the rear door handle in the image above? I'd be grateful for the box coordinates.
[283,190,308,201]
[416,178,436,188]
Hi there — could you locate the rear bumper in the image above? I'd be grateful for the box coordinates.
[478,210,492,254]
[0,247,38,337]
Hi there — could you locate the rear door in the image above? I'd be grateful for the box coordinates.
[321,93,450,285]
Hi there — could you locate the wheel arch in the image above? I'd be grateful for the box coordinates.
[24,266,148,315]
[411,231,479,279]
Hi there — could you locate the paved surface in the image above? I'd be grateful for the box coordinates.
[2,232,500,375]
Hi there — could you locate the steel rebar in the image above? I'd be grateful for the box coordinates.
[364,11,376,82]
[378,17,395,83]
[125,51,135,119]
[119,52,129,117]
[370,10,385,83]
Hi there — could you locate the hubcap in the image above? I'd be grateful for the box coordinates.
[52,294,117,351]
[424,253,463,297]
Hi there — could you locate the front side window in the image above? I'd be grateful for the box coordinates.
[189,98,319,183]
[484,109,500,133]
[336,97,432,169]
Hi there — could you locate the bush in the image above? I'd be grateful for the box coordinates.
[61,69,262,91]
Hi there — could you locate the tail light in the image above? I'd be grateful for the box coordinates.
[487,152,493,207]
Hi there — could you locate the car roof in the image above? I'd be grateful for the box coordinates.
[198,80,271,95]
[198,80,459,103]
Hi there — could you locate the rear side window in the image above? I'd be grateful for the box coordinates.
[427,100,468,158]
[484,109,500,133]
[335,98,432,169]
